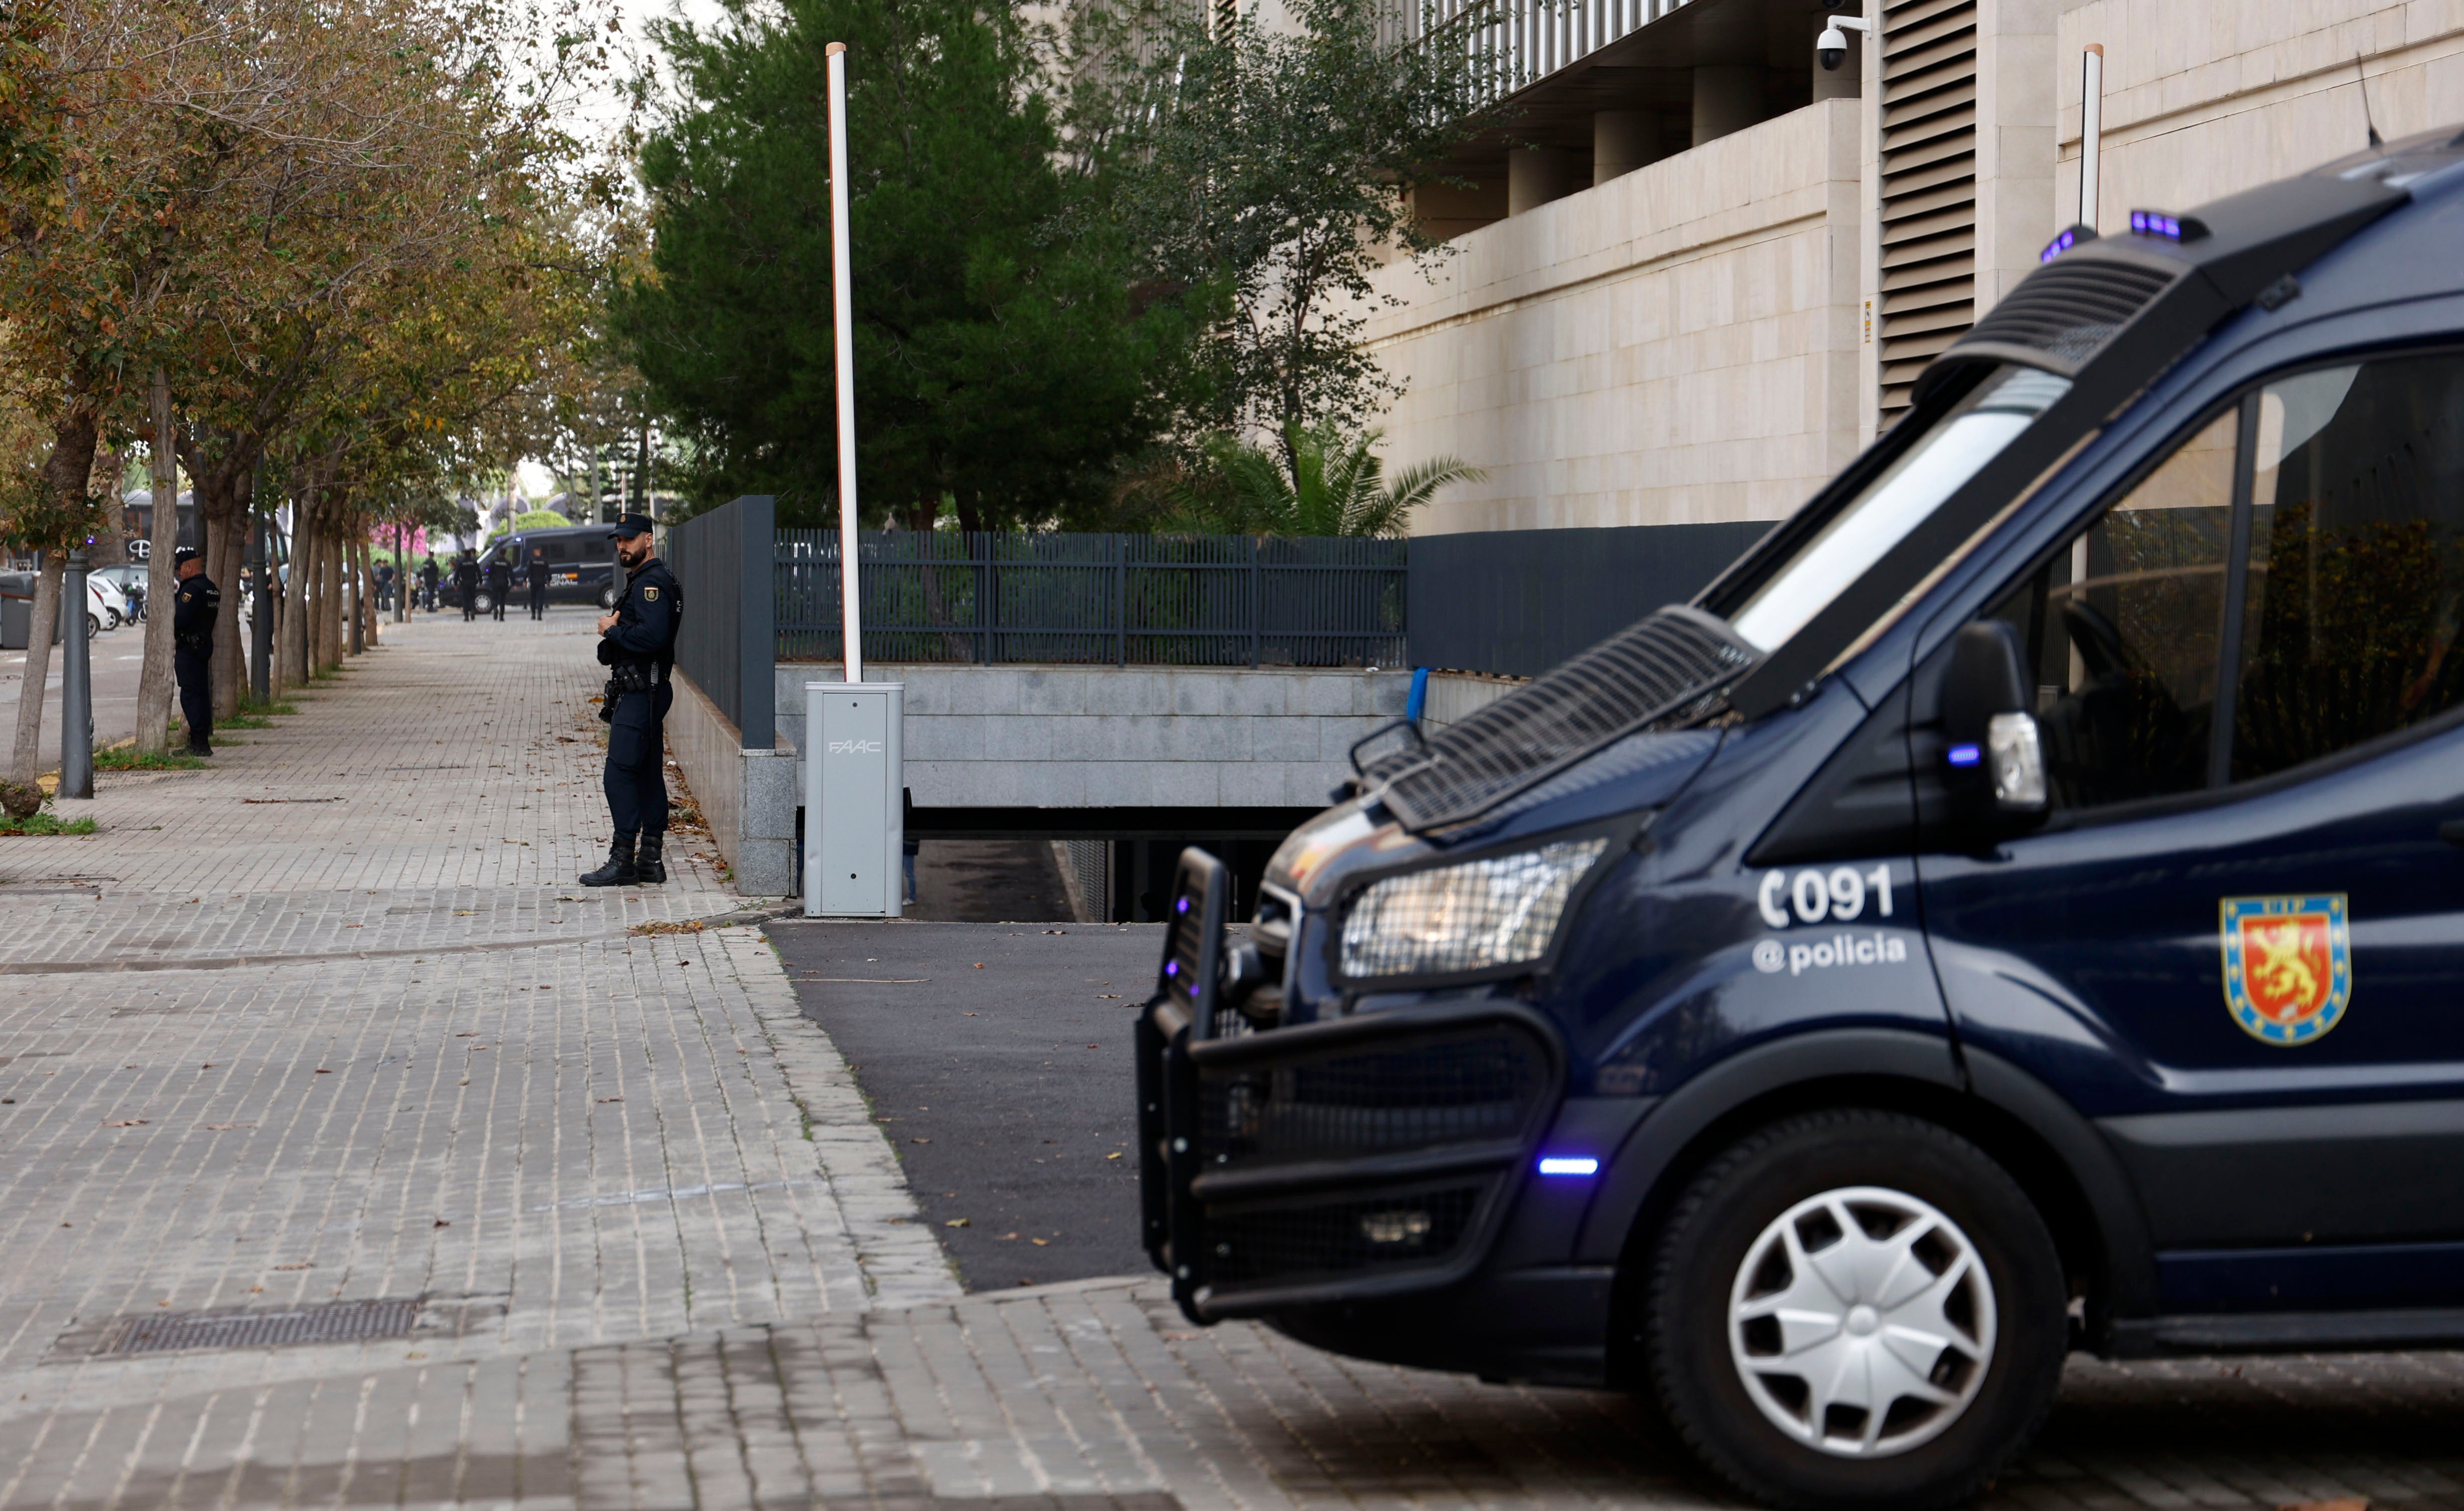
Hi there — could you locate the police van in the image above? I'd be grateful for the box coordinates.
[1138,130,2464,1508]
[467,524,622,613]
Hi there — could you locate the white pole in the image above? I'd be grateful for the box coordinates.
[827,41,863,686]
[2079,44,2103,232]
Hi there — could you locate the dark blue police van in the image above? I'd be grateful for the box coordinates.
[1139,130,2464,1508]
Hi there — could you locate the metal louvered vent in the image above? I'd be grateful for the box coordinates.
[1371,606,1756,831]
[1949,259,2181,368]
[1877,0,1980,421]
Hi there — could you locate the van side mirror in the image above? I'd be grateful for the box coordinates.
[1942,622,2048,820]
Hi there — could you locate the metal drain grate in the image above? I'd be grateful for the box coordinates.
[92,1299,419,1356]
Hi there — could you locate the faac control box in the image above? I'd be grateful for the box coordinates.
[804,681,904,917]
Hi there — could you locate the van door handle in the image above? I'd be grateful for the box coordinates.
[2442,819,2464,845]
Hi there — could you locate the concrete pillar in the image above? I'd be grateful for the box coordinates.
[1507,146,1582,214]
[1593,111,1660,185]
[1691,64,1764,147]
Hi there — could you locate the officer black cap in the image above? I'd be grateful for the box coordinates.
[172,546,200,565]
[608,513,656,540]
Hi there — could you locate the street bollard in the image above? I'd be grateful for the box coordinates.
[60,548,93,800]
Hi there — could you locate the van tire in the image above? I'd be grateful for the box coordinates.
[1643,1108,2066,1511]
[598,585,619,610]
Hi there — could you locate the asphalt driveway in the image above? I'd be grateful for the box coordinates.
[764,918,1163,1290]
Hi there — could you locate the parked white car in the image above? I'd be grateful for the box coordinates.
[86,574,128,631]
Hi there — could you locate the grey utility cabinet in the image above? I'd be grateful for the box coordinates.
[804,680,904,917]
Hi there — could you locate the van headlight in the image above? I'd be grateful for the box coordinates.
[1339,837,1610,979]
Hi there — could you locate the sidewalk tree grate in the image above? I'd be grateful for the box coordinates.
[86,1299,419,1356]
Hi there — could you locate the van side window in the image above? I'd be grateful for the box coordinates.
[2231,355,2464,780]
[1982,409,2240,810]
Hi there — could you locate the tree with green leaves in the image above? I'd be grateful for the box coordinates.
[616,0,1188,530]
[1085,0,1507,480]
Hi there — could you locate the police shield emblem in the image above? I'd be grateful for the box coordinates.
[643,586,659,600]
[2220,894,2351,1045]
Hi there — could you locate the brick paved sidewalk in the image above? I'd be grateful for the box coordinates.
[2,613,2459,1510]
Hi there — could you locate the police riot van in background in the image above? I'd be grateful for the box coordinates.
[465,524,621,613]
[1138,129,2464,1509]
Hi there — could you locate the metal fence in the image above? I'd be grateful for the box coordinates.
[666,494,776,741]
[776,532,1408,668]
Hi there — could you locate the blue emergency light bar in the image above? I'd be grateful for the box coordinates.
[2039,223,2095,262]
[2130,209,2209,243]
[1947,744,1983,767]
[1537,1156,1600,1177]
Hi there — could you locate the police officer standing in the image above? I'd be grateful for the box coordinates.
[419,554,440,612]
[581,514,681,887]
[453,550,480,621]
[485,551,511,622]
[526,546,550,620]
[171,546,220,757]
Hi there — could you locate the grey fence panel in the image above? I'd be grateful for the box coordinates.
[777,531,1407,668]
[668,495,777,741]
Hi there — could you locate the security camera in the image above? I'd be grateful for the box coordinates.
[1816,14,1868,71]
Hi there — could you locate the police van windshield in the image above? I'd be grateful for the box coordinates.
[1729,366,2073,652]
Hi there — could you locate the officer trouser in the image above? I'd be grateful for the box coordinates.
[604,683,673,837]
[174,646,212,750]
[462,591,476,622]
[529,585,547,620]
[492,590,506,622]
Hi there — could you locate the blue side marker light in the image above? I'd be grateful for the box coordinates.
[1176,896,1189,914]
[2039,225,2082,262]
[1947,744,1982,767]
[1165,960,1179,976]
[1537,1156,1599,1177]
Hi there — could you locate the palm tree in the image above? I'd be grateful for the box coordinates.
[1167,422,1483,537]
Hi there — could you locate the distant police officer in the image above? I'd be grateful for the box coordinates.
[581,514,681,887]
[526,546,549,620]
[419,554,440,611]
[485,552,511,622]
[453,551,480,621]
[171,546,220,757]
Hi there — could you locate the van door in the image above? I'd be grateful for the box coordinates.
[1920,350,2464,1318]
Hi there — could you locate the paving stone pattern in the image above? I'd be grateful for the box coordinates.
[0,614,2458,1507]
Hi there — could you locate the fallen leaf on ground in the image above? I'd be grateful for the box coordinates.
[944,1217,970,1228]
[910,1137,931,1144]
[998,1232,1021,1240]
[1105,1152,1123,1160]
[272,1262,312,1271]
[1096,995,1122,1000]
[597,1096,622,1104]
[434,1219,450,1228]
[102,1120,146,1127]
[202,1123,253,1131]
[973,963,984,969]
[1030,1238,1050,1246]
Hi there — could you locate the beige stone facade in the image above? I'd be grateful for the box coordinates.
[1365,99,1866,536]
[1372,0,2464,537]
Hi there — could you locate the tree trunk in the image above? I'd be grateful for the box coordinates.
[8,556,64,786]
[345,529,362,656]
[318,528,342,672]
[194,465,249,720]
[135,372,181,752]
[282,507,314,688]
[357,535,378,649]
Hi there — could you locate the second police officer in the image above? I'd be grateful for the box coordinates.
[171,545,219,757]
[580,514,680,887]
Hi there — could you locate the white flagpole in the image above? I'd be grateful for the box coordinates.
[827,41,863,685]
[2079,44,2104,232]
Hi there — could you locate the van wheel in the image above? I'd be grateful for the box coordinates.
[1644,1109,2065,1511]
[472,590,494,615]
[598,585,619,610]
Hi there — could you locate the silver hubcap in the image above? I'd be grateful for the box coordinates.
[1727,1185,1997,1458]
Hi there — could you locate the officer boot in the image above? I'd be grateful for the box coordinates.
[635,832,667,885]
[580,833,637,888]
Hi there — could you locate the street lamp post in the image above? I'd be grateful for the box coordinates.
[60,548,92,799]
